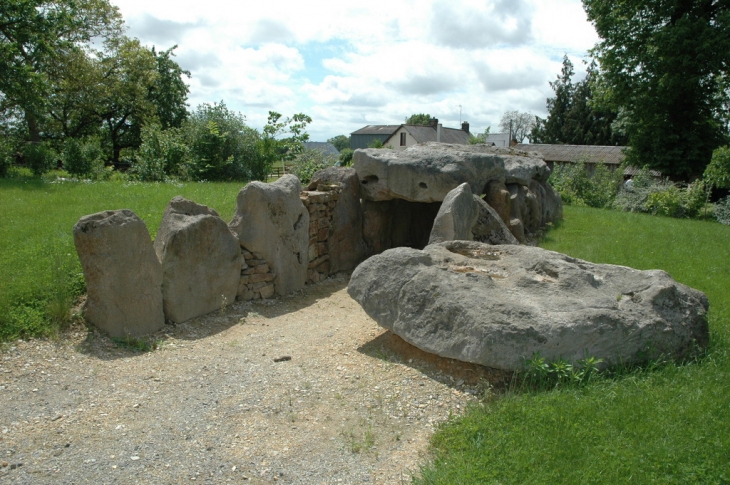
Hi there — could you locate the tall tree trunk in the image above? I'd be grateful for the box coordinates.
[25,111,41,143]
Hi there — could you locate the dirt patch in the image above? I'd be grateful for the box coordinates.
[0,273,506,484]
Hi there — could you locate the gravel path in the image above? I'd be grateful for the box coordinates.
[0,274,504,484]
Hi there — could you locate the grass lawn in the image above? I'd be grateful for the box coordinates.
[416,205,730,484]
[0,174,244,340]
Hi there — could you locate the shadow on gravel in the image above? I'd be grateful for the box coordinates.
[357,331,512,391]
[74,274,351,361]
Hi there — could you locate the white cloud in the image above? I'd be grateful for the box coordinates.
[112,0,598,141]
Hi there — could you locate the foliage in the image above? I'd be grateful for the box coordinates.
[289,148,337,184]
[499,111,535,143]
[583,0,730,178]
[22,142,57,176]
[62,137,103,178]
[183,102,259,181]
[548,160,622,208]
[614,171,708,219]
[531,56,625,146]
[417,205,730,485]
[368,138,384,149]
[715,196,730,225]
[469,127,491,144]
[0,136,14,178]
[149,46,190,130]
[132,124,188,181]
[338,148,353,166]
[704,146,730,190]
[327,134,350,152]
[254,111,312,181]
[406,113,432,125]
[0,0,124,142]
[521,352,604,390]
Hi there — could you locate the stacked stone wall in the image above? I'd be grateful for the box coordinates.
[236,248,276,300]
[300,185,342,284]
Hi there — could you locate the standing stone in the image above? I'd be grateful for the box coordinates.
[154,196,242,323]
[429,183,478,244]
[307,167,366,273]
[73,210,164,338]
[229,175,309,296]
[472,198,519,245]
[484,180,511,226]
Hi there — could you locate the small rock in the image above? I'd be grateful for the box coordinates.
[273,356,292,362]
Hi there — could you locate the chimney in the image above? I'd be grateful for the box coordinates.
[429,118,439,127]
[462,121,470,133]
[437,123,442,143]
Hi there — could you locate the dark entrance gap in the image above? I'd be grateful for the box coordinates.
[363,199,442,254]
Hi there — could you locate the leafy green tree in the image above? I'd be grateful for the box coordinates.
[184,101,259,181]
[289,148,337,184]
[254,111,312,181]
[499,111,535,143]
[338,148,353,166]
[532,56,626,146]
[406,113,432,125]
[149,46,190,129]
[327,134,350,152]
[583,0,730,178]
[0,0,123,142]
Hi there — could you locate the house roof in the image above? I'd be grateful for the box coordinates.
[514,144,627,165]
[351,125,401,136]
[303,142,339,155]
[401,125,471,145]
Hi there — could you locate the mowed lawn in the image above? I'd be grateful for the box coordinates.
[416,205,730,484]
[0,176,244,340]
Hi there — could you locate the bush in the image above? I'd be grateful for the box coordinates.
[183,102,260,181]
[23,142,56,176]
[338,148,353,167]
[0,137,14,178]
[715,196,730,225]
[548,160,622,208]
[133,124,189,181]
[615,169,709,218]
[289,148,337,184]
[62,137,104,178]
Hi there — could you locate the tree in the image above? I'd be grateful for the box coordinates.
[255,111,312,181]
[149,45,190,129]
[469,126,491,144]
[499,111,535,143]
[531,56,626,146]
[0,0,123,142]
[583,0,730,178]
[406,113,432,125]
[327,134,350,152]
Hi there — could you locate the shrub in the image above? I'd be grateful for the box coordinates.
[715,196,730,225]
[704,146,730,190]
[133,124,189,181]
[548,160,622,208]
[62,137,104,178]
[23,142,56,176]
[338,148,353,167]
[0,137,13,178]
[289,148,337,184]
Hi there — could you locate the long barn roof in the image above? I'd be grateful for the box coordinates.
[514,144,627,165]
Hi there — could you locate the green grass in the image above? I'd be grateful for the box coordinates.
[416,206,730,485]
[0,173,244,341]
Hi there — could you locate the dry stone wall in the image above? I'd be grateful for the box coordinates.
[236,247,276,301]
[300,186,341,283]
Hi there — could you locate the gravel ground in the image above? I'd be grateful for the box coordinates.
[0,273,505,484]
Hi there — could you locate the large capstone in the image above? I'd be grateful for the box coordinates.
[73,210,164,338]
[229,175,309,296]
[348,241,709,371]
[154,196,242,323]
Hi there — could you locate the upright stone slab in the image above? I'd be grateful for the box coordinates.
[154,196,242,323]
[307,167,366,273]
[349,241,709,371]
[229,175,309,296]
[428,183,478,244]
[73,210,164,338]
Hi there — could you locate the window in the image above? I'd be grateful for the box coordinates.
[400,132,406,146]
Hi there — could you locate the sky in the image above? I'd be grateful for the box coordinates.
[112,0,600,142]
